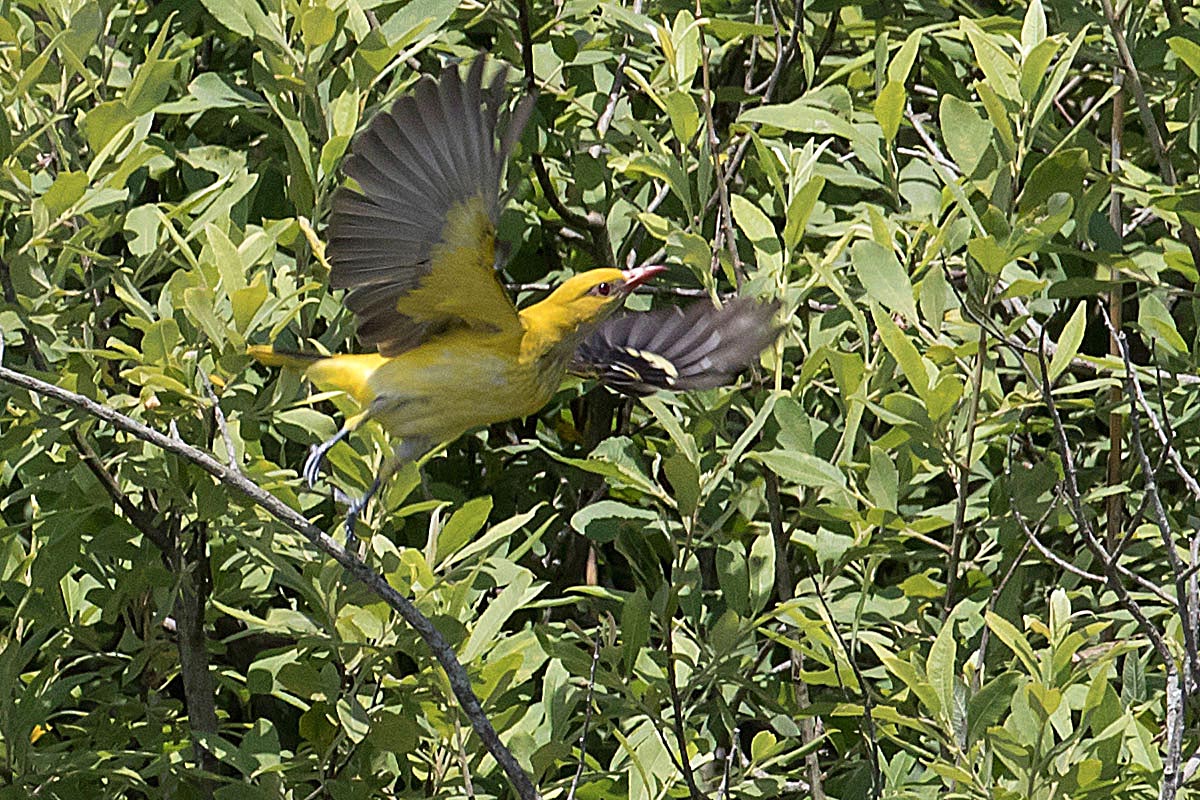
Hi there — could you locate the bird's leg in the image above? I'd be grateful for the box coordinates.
[303,410,370,488]
[344,474,383,537]
[343,436,432,538]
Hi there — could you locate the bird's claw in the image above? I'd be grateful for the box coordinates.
[341,476,382,539]
[303,440,334,488]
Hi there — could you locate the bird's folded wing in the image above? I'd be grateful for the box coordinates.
[570,297,783,396]
[327,59,534,356]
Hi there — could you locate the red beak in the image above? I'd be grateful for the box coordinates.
[620,264,667,292]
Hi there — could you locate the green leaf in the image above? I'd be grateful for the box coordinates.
[866,446,898,512]
[41,171,88,218]
[1138,292,1189,355]
[570,500,657,544]
[939,95,992,176]
[731,194,782,273]
[754,450,845,489]
[300,6,335,47]
[967,235,1011,275]
[204,223,247,293]
[962,19,1020,102]
[435,497,493,567]
[1030,28,1087,136]
[663,90,699,144]
[739,100,859,140]
[852,240,917,321]
[461,570,542,663]
[1169,36,1200,78]
[872,303,930,398]
[1048,302,1087,381]
[874,81,905,144]
[888,30,923,84]
[1021,0,1047,52]
[919,263,949,332]
[926,619,957,719]
[717,541,751,616]
[985,610,1040,676]
[968,673,1019,745]
[183,286,227,346]
[1020,149,1088,213]
[748,531,775,616]
[783,176,824,252]
[976,82,1016,157]
[663,452,700,518]
[1020,38,1061,104]
[705,19,775,39]
[621,587,651,674]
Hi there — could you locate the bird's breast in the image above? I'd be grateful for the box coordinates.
[363,330,560,442]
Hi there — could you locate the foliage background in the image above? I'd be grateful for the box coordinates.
[2,0,1200,797]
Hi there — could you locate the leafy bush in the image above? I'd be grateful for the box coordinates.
[2,0,1199,797]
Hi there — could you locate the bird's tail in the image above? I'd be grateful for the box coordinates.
[248,345,383,407]
[247,345,324,370]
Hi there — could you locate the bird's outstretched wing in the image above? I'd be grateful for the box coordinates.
[327,59,534,356]
[571,297,782,396]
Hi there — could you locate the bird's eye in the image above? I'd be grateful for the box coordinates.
[596,282,611,297]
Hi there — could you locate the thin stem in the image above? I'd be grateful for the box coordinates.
[0,359,542,800]
[664,618,707,800]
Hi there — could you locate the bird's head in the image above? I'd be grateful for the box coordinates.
[533,265,667,332]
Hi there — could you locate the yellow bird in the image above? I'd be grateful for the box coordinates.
[250,59,780,532]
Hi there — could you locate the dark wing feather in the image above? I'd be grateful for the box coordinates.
[571,298,783,396]
[327,59,534,356]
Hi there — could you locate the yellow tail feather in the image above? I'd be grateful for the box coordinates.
[248,345,383,406]
[247,345,322,370]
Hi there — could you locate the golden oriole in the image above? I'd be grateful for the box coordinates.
[250,59,780,531]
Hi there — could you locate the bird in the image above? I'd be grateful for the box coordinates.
[249,58,781,533]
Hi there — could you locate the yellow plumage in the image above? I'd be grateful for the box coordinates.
[249,59,779,532]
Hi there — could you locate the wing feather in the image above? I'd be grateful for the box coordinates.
[571,298,783,396]
[327,60,530,356]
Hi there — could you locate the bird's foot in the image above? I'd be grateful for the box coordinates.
[304,427,350,488]
[341,476,382,538]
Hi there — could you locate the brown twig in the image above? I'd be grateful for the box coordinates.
[1105,316,1200,691]
[764,470,825,798]
[0,359,542,800]
[663,617,707,800]
[1098,0,1200,270]
[516,0,614,268]
[565,632,603,800]
[697,8,742,283]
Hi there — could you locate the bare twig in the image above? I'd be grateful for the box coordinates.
[516,0,614,268]
[664,618,707,800]
[1119,345,1200,501]
[1105,316,1200,690]
[805,571,881,797]
[1098,0,1200,269]
[594,0,644,142]
[697,2,742,284]
[764,470,825,798]
[566,632,603,800]
[0,360,542,800]
[944,321,986,616]
[200,369,238,470]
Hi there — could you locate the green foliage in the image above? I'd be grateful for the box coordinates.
[2,0,1200,797]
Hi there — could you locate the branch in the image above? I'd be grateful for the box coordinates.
[516,0,614,268]
[565,632,602,800]
[663,618,707,800]
[1098,0,1200,271]
[0,360,541,800]
[697,2,742,284]
[1104,316,1200,690]
[764,470,825,798]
